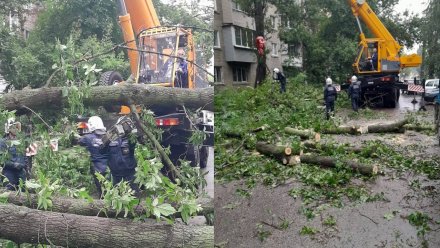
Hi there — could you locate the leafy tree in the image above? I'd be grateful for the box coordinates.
[421,0,440,78]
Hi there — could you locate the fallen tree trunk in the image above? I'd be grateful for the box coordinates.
[1,84,213,114]
[1,191,213,219]
[293,155,378,176]
[320,119,408,135]
[302,141,363,154]
[403,123,435,132]
[0,204,213,247]
[367,119,408,133]
[284,127,320,141]
[321,125,363,135]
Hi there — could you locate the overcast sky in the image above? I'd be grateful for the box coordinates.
[395,0,428,16]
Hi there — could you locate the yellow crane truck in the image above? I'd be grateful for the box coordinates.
[345,0,422,107]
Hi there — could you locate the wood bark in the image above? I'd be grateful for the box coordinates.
[403,124,435,132]
[1,191,213,219]
[321,119,408,135]
[367,119,408,133]
[294,155,378,176]
[0,204,213,247]
[285,127,321,141]
[302,141,358,153]
[321,125,362,135]
[1,84,213,114]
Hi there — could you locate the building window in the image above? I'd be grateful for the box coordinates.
[214,30,220,48]
[234,26,254,48]
[282,15,291,29]
[214,66,222,82]
[232,67,247,82]
[270,16,277,30]
[232,1,242,11]
[272,43,278,56]
[288,44,301,57]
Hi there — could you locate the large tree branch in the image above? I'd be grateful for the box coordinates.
[0,190,213,219]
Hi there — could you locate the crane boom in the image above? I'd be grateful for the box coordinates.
[347,0,400,59]
[125,0,161,35]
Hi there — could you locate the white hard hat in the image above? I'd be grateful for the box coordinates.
[326,77,332,85]
[5,117,21,134]
[87,116,106,132]
[351,75,358,83]
[274,68,280,73]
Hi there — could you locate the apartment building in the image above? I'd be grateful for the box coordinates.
[214,0,303,86]
[3,4,42,39]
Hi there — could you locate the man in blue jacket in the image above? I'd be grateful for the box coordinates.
[0,118,28,190]
[324,77,338,120]
[100,117,141,193]
[348,75,361,112]
[78,116,109,197]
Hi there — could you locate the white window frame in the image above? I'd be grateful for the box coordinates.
[214,66,222,83]
[214,30,220,48]
[232,1,242,11]
[233,26,253,49]
[271,42,279,56]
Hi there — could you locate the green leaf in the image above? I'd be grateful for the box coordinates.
[156,203,176,217]
[0,192,10,204]
[25,181,41,189]
[384,212,395,220]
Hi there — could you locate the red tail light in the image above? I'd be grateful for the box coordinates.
[381,77,392,82]
[155,118,180,126]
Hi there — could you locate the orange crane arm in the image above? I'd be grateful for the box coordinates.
[124,0,161,35]
[347,0,421,68]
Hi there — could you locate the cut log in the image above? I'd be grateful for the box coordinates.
[0,204,213,247]
[252,124,269,133]
[1,84,213,114]
[1,191,213,219]
[296,155,378,176]
[321,125,362,135]
[284,127,321,142]
[255,142,297,165]
[367,119,408,133]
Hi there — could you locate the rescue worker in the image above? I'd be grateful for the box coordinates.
[78,116,108,197]
[100,117,140,193]
[175,49,188,88]
[371,48,378,70]
[0,118,29,190]
[273,68,287,93]
[324,77,337,120]
[348,75,361,112]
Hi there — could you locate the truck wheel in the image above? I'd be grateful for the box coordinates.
[99,71,123,86]
[99,71,123,112]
